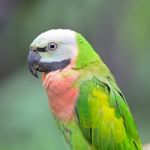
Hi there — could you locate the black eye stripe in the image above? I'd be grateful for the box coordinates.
[37,47,46,52]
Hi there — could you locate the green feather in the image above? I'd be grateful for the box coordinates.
[75,74,142,150]
[75,33,100,69]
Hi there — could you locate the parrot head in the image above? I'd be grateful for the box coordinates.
[27,29,100,77]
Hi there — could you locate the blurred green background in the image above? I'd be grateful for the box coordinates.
[0,0,150,149]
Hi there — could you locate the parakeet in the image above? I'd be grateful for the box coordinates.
[27,29,142,150]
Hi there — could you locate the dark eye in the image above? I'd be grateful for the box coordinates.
[48,42,57,51]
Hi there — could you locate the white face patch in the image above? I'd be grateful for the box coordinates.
[31,29,78,63]
[39,45,74,63]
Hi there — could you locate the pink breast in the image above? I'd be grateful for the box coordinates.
[42,70,79,121]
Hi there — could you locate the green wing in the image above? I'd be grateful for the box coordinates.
[75,75,142,150]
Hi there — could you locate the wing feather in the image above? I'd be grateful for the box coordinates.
[75,75,142,150]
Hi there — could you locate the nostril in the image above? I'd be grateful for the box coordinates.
[32,49,37,52]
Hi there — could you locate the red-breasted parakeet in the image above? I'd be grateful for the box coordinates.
[27,29,142,150]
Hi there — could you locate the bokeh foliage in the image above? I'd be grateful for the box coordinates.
[0,0,150,149]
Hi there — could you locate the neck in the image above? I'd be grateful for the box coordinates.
[42,65,80,121]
